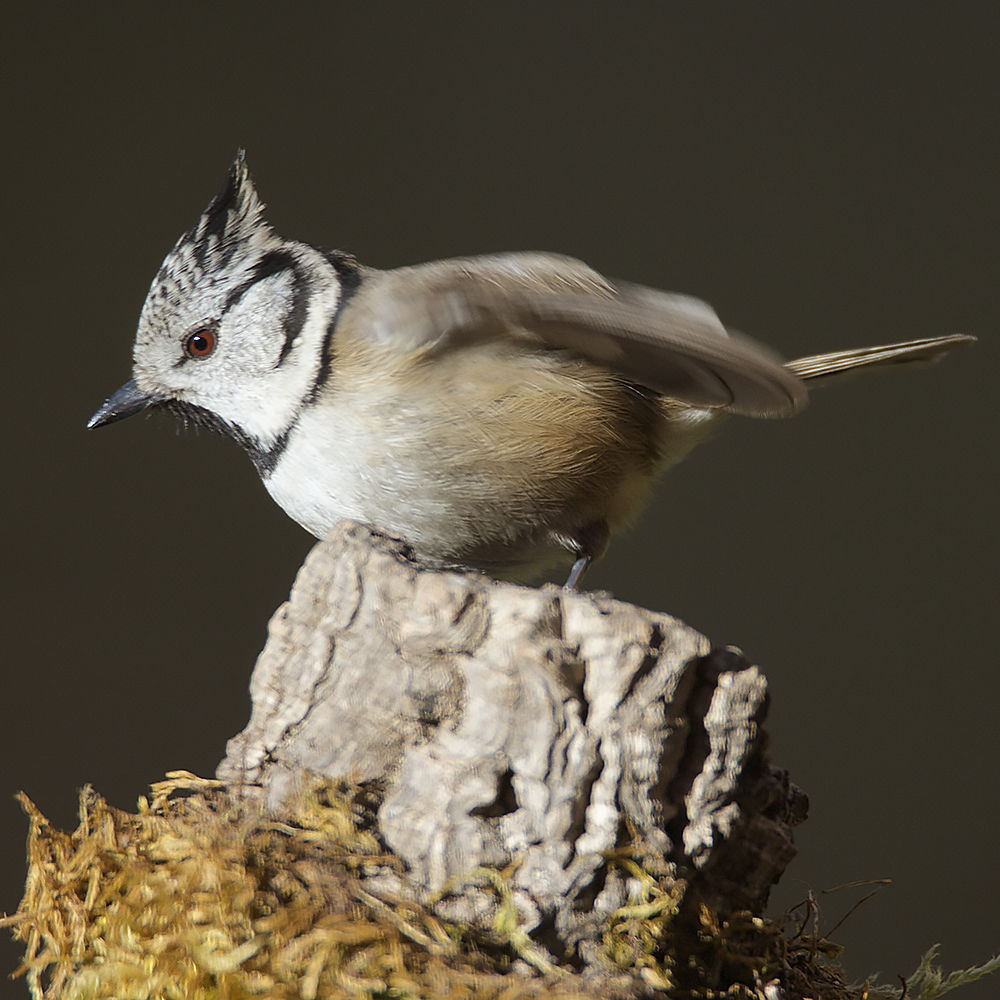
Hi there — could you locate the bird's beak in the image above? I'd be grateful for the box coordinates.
[87,379,160,429]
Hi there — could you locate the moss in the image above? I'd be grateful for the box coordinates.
[4,774,995,1000]
[4,774,595,999]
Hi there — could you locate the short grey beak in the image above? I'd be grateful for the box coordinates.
[87,379,159,429]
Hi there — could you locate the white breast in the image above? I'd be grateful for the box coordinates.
[262,386,477,563]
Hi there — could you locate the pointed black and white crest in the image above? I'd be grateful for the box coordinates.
[139,152,283,324]
[185,150,271,268]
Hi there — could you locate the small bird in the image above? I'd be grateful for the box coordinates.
[89,153,974,586]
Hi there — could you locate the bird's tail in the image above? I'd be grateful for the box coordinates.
[786,333,975,385]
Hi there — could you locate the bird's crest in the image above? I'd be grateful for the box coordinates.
[141,151,281,320]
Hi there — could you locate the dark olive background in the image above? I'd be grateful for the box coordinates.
[2,4,997,995]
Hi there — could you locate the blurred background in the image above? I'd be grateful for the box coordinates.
[2,4,997,995]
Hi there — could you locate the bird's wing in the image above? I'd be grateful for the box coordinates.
[353,253,808,418]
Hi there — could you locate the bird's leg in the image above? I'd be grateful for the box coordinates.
[564,554,592,590]
[562,519,609,590]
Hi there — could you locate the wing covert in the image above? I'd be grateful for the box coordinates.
[358,252,807,417]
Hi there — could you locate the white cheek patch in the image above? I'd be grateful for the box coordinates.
[221,272,297,374]
[188,257,345,447]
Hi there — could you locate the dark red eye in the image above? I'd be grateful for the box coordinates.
[184,328,217,359]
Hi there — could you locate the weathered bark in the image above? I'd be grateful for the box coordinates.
[218,521,807,962]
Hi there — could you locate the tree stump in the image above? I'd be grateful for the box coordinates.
[218,522,807,964]
[9,521,814,999]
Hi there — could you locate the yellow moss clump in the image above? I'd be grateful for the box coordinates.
[4,771,889,1000]
[4,773,598,1000]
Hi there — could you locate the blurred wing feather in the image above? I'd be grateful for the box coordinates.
[362,253,807,417]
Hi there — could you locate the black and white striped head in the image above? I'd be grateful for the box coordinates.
[89,153,359,470]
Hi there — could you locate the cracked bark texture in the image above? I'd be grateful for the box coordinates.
[218,521,807,946]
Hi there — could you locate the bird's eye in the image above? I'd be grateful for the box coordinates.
[184,328,217,359]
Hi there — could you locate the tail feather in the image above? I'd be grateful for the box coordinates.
[786,334,975,384]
